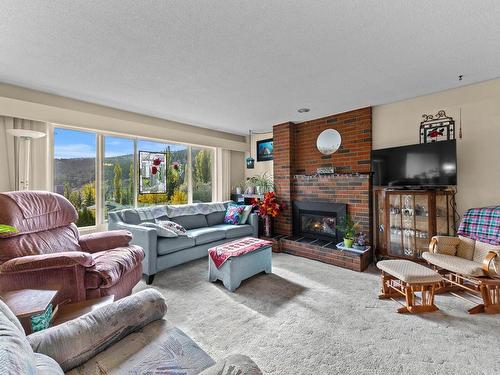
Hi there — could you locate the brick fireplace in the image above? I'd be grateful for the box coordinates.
[273,107,372,271]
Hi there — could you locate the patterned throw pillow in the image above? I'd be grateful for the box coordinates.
[155,220,187,236]
[239,205,253,225]
[139,222,178,238]
[224,205,245,225]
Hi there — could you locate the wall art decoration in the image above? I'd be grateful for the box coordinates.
[139,151,167,193]
[256,138,273,161]
[420,110,455,143]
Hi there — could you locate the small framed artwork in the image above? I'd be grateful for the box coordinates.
[139,151,167,194]
[256,138,273,162]
[419,110,455,144]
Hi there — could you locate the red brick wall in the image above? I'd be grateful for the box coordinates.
[273,122,295,235]
[273,107,372,240]
[294,107,372,175]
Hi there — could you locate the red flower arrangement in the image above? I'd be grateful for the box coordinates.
[252,192,285,218]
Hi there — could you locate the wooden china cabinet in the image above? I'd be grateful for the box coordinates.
[373,187,456,261]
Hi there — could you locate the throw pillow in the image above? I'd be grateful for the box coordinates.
[139,222,178,238]
[155,220,187,236]
[239,205,253,225]
[224,205,245,225]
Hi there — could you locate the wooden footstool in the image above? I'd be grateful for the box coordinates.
[377,260,442,314]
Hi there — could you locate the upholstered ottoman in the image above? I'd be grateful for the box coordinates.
[208,237,272,292]
[377,259,442,314]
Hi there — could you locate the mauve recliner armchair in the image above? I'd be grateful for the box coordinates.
[0,191,144,304]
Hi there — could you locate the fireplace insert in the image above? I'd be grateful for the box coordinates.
[293,201,347,242]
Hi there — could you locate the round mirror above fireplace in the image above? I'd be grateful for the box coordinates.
[316,129,341,155]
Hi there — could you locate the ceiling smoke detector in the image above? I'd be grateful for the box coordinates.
[297,108,310,113]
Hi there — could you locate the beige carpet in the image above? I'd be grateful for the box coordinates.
[135,253,499,375]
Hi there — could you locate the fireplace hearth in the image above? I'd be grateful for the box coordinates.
[293,201,347,242]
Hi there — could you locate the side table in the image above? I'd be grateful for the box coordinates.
[0,289,58,334]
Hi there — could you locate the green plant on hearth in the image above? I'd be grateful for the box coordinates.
[0,224,18,235]
[337,215,359,248]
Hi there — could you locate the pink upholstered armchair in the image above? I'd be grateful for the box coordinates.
[0,191,145,305]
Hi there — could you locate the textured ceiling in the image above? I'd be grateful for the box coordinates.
[1,1,500,135]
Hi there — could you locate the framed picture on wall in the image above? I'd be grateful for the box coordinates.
[256,138,273,162]
[139,151,167,194]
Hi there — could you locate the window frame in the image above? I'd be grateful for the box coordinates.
[48,123,217,230]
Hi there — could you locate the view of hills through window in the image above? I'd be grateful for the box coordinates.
[53,128,213,227]
[54,128,97,227]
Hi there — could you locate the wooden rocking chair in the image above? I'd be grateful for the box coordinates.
[422,235,500,314]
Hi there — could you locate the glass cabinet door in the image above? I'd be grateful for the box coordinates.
[414,194,430,258]
[436,193,454,236]
[388,194,403,257]
[376,190,386,253]
[401,194,416,258]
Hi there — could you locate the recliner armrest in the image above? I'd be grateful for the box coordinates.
[0,252,95,273]
[79,230,132,253]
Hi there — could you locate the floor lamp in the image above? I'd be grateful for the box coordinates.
[7,128,46,191]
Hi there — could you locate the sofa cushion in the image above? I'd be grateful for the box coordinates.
[157,236,196,256]
[172,214,208,230]
[211,224,254,239]
[206,211,226,226]
[422,252,485,277]
[68,322,215,375]
[239,205,253,224]
[457,236,475,260]
[122,209,141,225]
[85,245,145,288]
[35,353,64,374]
[140,222,178,237]
[187,227,225,245]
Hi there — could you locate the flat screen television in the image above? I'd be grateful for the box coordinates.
[371,140,457,187]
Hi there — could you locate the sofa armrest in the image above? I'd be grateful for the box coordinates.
[79,230,132,252]
[199,354,262,375]
[0,252,95,273]
[428,236,461,255]
[114,222,158,276]
[248,213,259,238]
[27,289,167,372]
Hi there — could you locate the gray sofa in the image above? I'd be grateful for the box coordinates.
[108,202,258,284]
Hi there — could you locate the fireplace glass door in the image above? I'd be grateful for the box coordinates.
[300,213,337,239]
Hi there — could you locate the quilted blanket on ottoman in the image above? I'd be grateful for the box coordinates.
[208,237,272,268]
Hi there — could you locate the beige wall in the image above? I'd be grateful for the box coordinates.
[373,78,500,214]
[0,83,247,151]
[244,132,274,179]
[230,150,245,193]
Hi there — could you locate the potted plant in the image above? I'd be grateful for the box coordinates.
[233,180,246,195]
[252,192,284,237]
[338,215,359,248]
[244,173,274,195]
[0,224,18,235]
[353,232,368,250]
